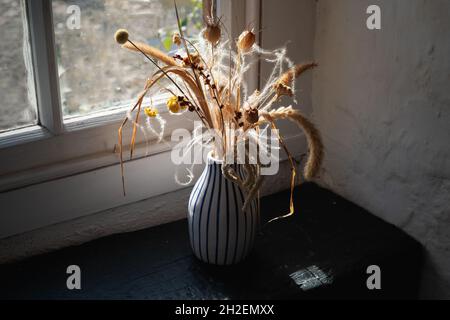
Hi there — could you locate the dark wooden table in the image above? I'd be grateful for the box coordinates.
[0,183,423,299]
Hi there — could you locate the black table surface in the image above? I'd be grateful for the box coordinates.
[0,183,423,300]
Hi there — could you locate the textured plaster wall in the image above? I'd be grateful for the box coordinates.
[312,0,450,298]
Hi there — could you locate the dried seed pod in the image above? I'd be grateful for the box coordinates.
[114,29,129,44]
[167,96,181,113]
[182,53,201,67]
[144,107,158,118]
[274,83,294,97]
[245,107,259,124]
[237,30,256,53]
[203,24,221,45]
[172,32,181,46]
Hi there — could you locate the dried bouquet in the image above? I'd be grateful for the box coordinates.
[114,3,323,221]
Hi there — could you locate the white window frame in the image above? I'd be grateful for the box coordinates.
[0,0,263,239]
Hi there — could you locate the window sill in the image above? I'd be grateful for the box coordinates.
[0,183,423,299]
[0,125,51,150]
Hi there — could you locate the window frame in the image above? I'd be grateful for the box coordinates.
[27,0,63,135]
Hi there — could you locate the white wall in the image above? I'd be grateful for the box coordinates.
[312,0,450,298]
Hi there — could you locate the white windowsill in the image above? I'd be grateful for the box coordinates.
[0,125,52,149]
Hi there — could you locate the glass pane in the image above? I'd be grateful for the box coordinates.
[0,0,37,132]
[52,0,203,118]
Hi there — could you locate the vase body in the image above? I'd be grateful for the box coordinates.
[188,155,259,265]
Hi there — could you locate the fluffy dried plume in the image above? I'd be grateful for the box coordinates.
[274,62,318,98]
[122,41,179,67]
[260,106,323,180]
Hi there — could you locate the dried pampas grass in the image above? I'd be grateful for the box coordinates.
[260,106,323,180]
[274,62,318,98]
[122,41,179,67]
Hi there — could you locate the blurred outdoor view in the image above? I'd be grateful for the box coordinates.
[52,0,203,118]
[0,0,37,131]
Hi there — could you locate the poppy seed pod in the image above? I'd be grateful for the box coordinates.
[237,30,256,53]
[203,25,221,45]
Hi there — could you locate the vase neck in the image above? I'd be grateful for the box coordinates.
[207,152,223,165]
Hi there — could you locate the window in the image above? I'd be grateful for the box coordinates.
[0,0,37,132]
[0,0,202,191]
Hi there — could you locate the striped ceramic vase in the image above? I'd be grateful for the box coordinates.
[188,154,259,265]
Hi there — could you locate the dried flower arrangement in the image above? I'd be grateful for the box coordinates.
[114,2,323,221]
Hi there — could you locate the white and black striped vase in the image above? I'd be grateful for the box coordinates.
[188,154,259,265]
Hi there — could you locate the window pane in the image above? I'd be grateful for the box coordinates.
[52,0,203,118]
[0,0,37,132]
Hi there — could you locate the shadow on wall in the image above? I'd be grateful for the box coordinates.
[312,0,450,299]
